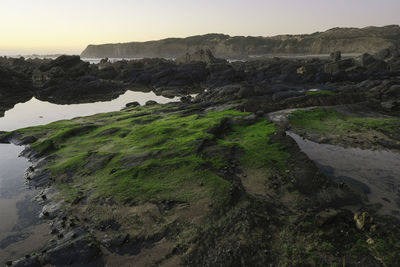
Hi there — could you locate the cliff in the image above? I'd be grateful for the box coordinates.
[81,25,400,59]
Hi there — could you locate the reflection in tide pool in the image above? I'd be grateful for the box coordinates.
[0,90,178,261]
[288,132,400,217]
[0,90,178,131]
[0,144,33,240]
[0,144,49,260]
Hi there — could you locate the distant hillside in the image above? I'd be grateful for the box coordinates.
[81,25,400,59]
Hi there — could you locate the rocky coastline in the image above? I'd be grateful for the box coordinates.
[0,47,400,266]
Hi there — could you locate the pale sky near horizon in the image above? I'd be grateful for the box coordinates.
[1,0,399,55]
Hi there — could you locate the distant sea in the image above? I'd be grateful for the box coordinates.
[0,55,149,64]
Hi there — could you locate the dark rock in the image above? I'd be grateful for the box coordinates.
[272,90,304,101]
[330,51,342,62]
[42,236,101,266]
[125,101,140,108]
[176,49,226,64]
[236,86,255,98]
[11,256,40,267]
[324,59,354,74]
[145,100,158,106]
[384,85,400,97]
[256,110,264,117]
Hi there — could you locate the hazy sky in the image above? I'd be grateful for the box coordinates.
[1,0,399,55]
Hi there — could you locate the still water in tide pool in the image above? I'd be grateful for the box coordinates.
[0,90,177,261]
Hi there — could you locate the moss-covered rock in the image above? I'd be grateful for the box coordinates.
[8,103,399,266]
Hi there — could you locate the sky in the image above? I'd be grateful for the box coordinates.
[1,0,399,55]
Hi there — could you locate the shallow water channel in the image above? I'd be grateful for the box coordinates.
[288,132,400,217]
[0,90,176,262]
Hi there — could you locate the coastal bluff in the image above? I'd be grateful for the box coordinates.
[81,25,400,59]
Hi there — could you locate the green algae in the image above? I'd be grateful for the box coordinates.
[306,90,336,96]
[13,105,288,207]
[218,120,290,169]
[289,108,400,136]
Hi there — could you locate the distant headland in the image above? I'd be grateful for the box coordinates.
[81,25,400,59]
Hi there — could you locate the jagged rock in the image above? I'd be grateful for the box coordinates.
[42,236,101,266]
[354,53,388,71]
[324,59,354,74]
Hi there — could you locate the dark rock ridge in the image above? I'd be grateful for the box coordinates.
[2,45,400,116]
[81,25,400,59]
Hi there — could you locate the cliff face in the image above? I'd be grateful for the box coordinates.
[81,25,400,59]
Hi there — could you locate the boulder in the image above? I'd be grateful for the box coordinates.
[354,53,387,71]
[384,85,400,97]
[125,101,140,108]
[324,59,354,74]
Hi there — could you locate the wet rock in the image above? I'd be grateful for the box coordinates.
[12,256,40,267]
[145,100,158,106]
[42,236,101,266]
[125,101,140,108]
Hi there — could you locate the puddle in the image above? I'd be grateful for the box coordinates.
[288,132,400,217]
